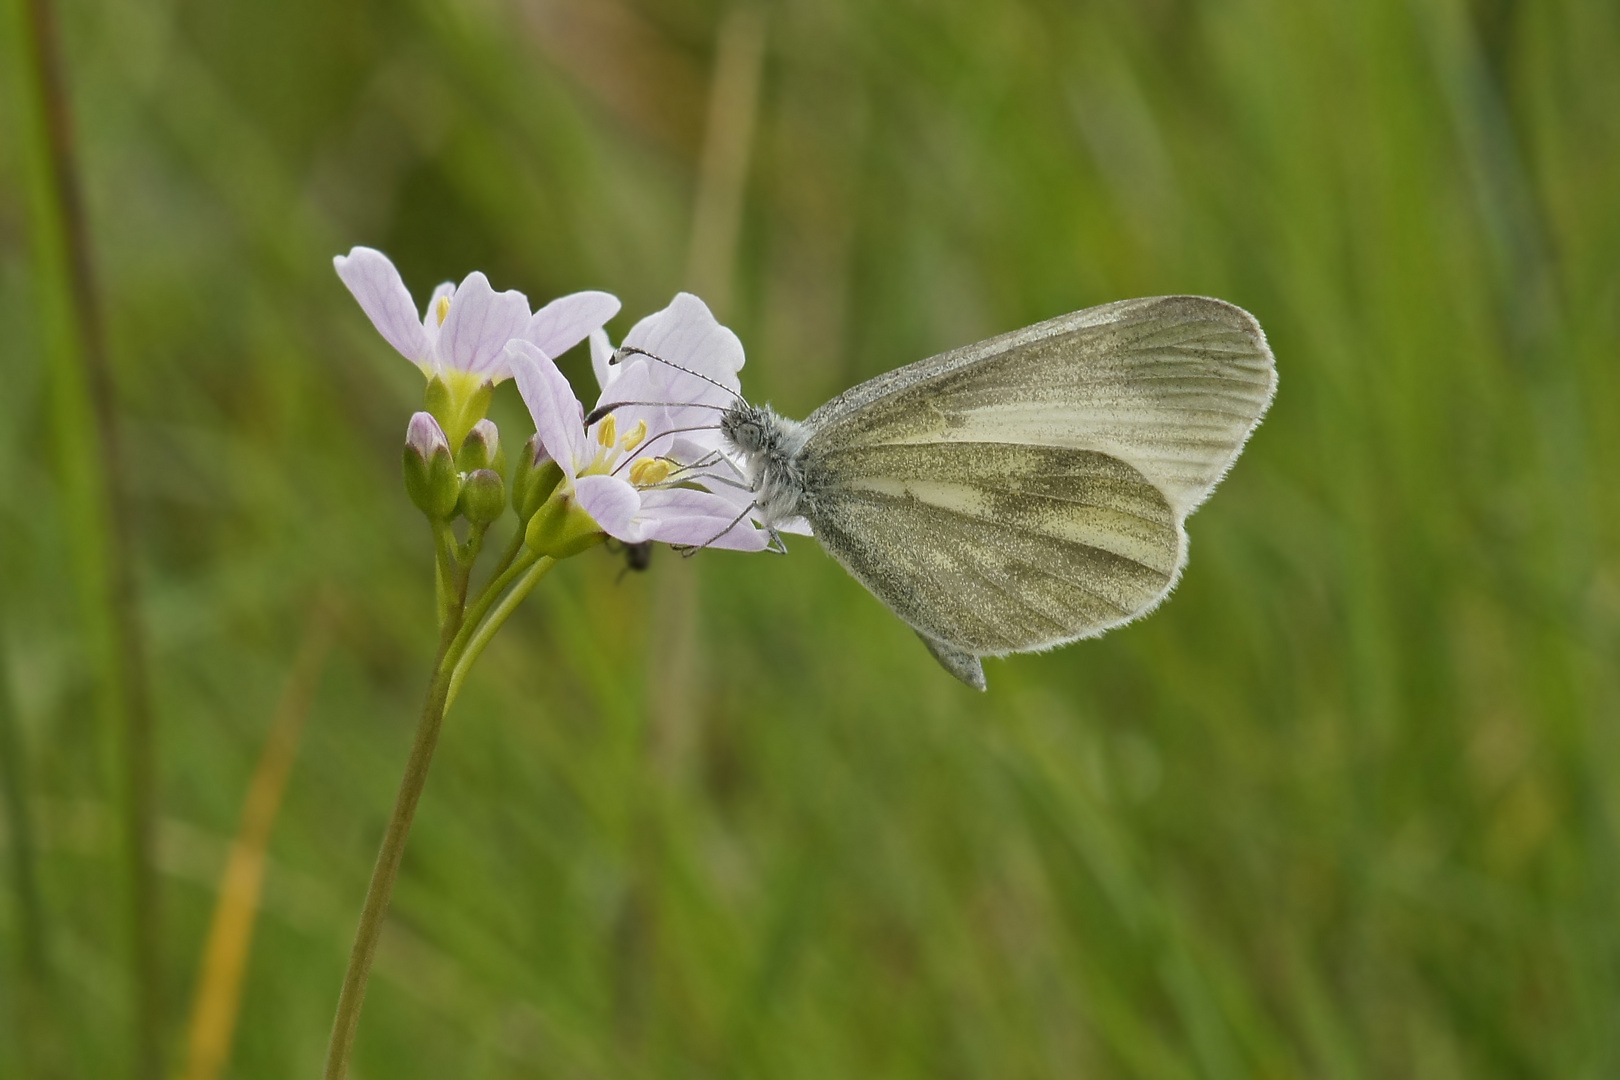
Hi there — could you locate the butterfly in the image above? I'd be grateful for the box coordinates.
[716,295,1276,690]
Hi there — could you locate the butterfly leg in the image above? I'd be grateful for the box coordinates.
[677,501,761,557]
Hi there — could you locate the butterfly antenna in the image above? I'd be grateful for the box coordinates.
[614,345,744,402]
[584,400,730,426]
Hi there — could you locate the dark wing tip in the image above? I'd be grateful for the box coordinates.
[1139,294,1265,338]
[1140,294,1277,399]
[1165,294,1271,354]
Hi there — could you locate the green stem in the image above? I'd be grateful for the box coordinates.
[323,543,548,1078]
[431,521,458,627]
[460,547,540,647]
[456,522,487,569]
[445,557,555,711]
[491,521,528,580]
[321,608,462,1080]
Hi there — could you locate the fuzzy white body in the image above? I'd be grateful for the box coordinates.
[721,404,811,526]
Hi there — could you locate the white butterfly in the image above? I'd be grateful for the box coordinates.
[716,295,1277,690]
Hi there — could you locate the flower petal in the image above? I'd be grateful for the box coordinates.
[621,294,745,452]
[623,292,745,387]
[334,247,430,364]
[507,340,588,476]
[405,411,451,458]
[525,291,621,363]
[436,271,532,380]
[636,488,768,551]
[573,475,645,543]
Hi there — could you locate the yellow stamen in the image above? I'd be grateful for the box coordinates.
[620,419,648,452]
[627,457,671,487]
[435,295,451,326]
[596,415,617,448]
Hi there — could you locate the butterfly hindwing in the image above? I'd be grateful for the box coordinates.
[802,442,1181,656]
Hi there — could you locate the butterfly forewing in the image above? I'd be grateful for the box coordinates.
[803,443,1179,654]
[804,296,1275,517]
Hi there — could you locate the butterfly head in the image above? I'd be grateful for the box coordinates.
[719,401,779,457]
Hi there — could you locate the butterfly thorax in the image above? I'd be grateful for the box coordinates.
[720,401,810,527]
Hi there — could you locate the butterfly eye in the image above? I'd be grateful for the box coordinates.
[722,413,761,450]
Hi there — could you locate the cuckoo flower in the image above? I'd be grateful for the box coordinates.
[589,293,744,453]
[333,245,619,447]
[507,293,767,553]
[590,292,765,512]
[594,294,817,536]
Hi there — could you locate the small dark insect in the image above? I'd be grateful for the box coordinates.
[608,539,654,581]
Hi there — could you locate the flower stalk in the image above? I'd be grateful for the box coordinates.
[320,607,461,1080]
[320,542,555,1080]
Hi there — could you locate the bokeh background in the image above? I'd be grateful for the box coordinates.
[4,0,1619,1077]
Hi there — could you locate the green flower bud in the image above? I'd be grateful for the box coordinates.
[458,468,506,525]
[402,412,460,519]
[525,485,606,560]
[457,419,503,475]
[511,433,563,522]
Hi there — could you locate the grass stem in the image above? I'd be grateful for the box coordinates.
[0,622,62,1076]
[18,0,161,1073]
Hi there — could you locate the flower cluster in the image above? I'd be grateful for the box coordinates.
[336,246,764,557]
[327,243,779,1080]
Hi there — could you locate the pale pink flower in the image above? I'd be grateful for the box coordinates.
[333,246,619,384]
[506,294,767,551]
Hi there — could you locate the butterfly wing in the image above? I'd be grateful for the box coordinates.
[798,295,1275,687]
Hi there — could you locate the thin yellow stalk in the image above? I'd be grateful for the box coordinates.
[179,602,336,1080]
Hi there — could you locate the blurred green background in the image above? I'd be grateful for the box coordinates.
[3,0,1619,1077]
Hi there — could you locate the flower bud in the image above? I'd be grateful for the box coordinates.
[458,468,506,525]
[457,419,504,476]
[511,432,564,521]
[524,485,606,559]
[402,412,461,519]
